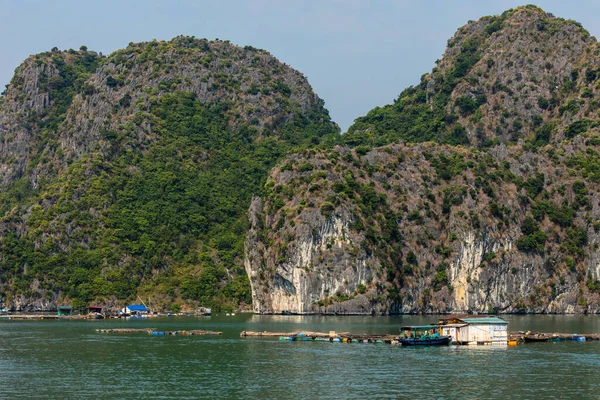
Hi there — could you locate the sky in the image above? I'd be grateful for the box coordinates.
[2,0,600,132]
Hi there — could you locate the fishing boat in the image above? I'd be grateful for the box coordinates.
[87,312,104,320]
[397,325,451,346]
[523,334,550,342]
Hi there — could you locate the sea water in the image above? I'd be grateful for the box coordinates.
[1,314,599,399]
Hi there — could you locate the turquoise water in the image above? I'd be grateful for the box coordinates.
[1,314,599,399]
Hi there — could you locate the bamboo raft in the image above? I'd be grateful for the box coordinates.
[96,328,222,335]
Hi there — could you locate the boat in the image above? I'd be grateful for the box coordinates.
[87,312,104,320]
[523,334,550,342]
[397,325,451,346]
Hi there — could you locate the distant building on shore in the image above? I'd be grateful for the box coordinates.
[57,305,73,317]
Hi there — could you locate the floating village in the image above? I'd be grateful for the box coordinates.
[4,304,597,346]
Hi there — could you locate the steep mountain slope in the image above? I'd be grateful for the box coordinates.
[0,37,338,311]
[245,6,600,314]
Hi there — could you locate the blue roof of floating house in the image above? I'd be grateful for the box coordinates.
[127,304,148,311]
[440,315,508,325]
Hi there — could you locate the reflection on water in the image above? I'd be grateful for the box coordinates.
[0,314,599,398]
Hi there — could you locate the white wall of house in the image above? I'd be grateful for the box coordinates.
[441,323,508,344]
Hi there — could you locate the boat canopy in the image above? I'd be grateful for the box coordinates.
[400,325,440,330]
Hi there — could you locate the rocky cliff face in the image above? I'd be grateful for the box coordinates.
[246,196,378,314]
[246,141,600,314]
[0,50,101,189]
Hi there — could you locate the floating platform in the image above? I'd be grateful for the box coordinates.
[242,330,600,345]
[515,332,600,342]
[4,314,88,320]
[96,328,222,335]
[240,330,397,343]
[96,328,156,334]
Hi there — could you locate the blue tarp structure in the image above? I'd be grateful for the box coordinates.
[127,304,148,312]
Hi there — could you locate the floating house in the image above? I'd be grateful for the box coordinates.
[439,315,508,345]
[120,304,148,316]
[57,305,73,317]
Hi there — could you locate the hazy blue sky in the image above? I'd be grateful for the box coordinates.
[2,1,600,131]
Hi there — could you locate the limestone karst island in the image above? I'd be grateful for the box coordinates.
[3,5,600,318]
